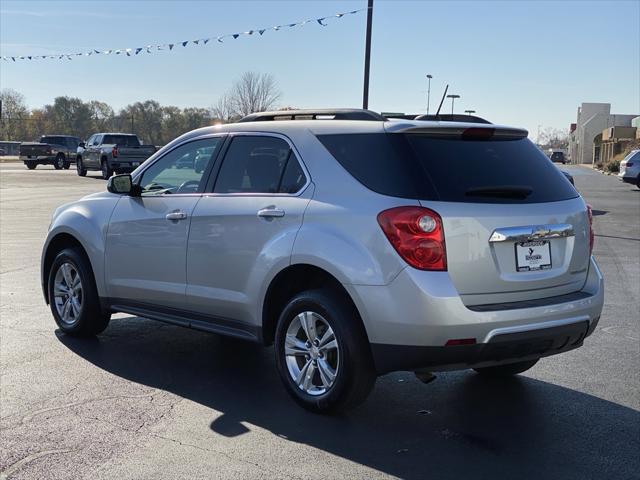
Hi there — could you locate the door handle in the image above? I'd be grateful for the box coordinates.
[166,210,188,221]
[257,207,285,218]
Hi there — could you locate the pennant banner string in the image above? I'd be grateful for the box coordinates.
[2,8,366,62]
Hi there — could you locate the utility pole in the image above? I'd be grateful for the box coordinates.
[426,74,433,114]
[362,0,374,109]
[130,114,134,134]
[447,94,460,115]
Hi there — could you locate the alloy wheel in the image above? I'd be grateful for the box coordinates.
[284,311,340,396]
[53,263,83,325]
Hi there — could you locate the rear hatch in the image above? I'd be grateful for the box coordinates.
[318,123,588,305]
[20,143,50,157]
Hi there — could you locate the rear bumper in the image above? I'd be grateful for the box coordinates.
[346,256,604,374]
[21,155,54,163]
[371,319,594,374]
[110,160,142,171]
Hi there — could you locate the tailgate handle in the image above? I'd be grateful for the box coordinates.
[489,224,574,243]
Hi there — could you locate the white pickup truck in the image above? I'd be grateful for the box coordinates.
[76,133,156,179]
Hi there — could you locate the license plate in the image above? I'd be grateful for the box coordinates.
[515,241,551,271]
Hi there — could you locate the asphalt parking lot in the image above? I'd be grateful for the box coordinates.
[1,163,638,479]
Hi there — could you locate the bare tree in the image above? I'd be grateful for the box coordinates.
[211,93,236,123]
[228,72,281,118]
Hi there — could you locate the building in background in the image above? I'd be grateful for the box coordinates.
[568,103,637,165]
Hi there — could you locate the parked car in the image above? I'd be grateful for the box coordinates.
[76,133,156,179]
[617,149,640,188]
[41,109,604,413]
[550,151,567,164]
[20,135,80,170]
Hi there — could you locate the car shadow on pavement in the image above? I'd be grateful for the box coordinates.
[57,317,640,480]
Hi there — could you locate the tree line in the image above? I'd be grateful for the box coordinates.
[0,71,281,146]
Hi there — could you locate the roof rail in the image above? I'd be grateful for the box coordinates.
[238,109,386,123]
[413,113,492,124]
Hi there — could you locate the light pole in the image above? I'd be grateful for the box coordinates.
[426,74,433,114]
[447,94,460,115]
[362,0,374,109]
[464,109,476,116]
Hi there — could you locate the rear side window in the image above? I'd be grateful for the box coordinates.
[214,136,305,194]
[318,133,578,203]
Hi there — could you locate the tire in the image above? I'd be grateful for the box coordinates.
[473,359,538,377]
[54,154,65,170]
[101,159,113,180]
[48,247,110,336]
[274,289,376,413]
[63,161,71,170]
[636,175,640,189]
[25,162,37,170]
[76,157,87,177]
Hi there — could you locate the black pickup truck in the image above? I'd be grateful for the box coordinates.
[20,135,80,170]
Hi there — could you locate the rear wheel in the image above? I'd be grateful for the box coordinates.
[101,159,113,180]
[274,289,376,413]
[76,157,87,176]
[25,162,37,170]
[473,359,538,377]
[54,154,65,170]
[48,248,110,336]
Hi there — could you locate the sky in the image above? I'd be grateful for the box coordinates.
[1,0,639,137]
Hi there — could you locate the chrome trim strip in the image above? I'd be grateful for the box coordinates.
[482,316,590,343]
[488,223,574,243]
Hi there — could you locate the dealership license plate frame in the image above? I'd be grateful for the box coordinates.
[515,240,552,272]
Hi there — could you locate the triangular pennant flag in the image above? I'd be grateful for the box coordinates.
[203,38,210,44]
[317,18,327,26]
[94,50,100,54]
[232,34,240,39]
[169,43,175,50]
[336,13,344,17]
[11,57,16,61]
[259,29,266,35]
[27,56,32,60]
[182,41,188,47]
[135,47,143,55]
[246,30,253,35]
[194,39,200,45]
[217,36,224,43]
[115,49,122,55]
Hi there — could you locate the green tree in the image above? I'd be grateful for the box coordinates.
[0,88,30,140]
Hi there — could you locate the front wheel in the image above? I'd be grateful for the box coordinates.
[76,157,87,176]
[25,162,37,170]
[101,159,113,180]
[274,289,376,414]
[473,359,538,377]
[48,248,110,336]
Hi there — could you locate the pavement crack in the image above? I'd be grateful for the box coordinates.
[0,448,78,480]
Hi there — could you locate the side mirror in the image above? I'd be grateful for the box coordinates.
[78,142,86,148]
[107,174,140,195]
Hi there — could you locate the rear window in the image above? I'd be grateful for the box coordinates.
[41,136,67,146]
[317,133,578,203]
[102,135,140,147]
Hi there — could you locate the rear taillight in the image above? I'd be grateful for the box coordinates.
[112,146,118,158]
[377,206,447,271]
[587,204,594,255]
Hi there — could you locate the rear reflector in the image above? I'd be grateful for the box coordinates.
[445,338,477,346]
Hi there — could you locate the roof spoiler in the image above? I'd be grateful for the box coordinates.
[385,123,528,139]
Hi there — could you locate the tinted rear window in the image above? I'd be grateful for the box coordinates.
[41,136,67,146]
[317,133,578,203]
[102,135,140,147]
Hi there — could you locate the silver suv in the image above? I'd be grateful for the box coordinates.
[41,109,604,413]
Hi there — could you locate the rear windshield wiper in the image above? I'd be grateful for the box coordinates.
[465,185,533,199]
